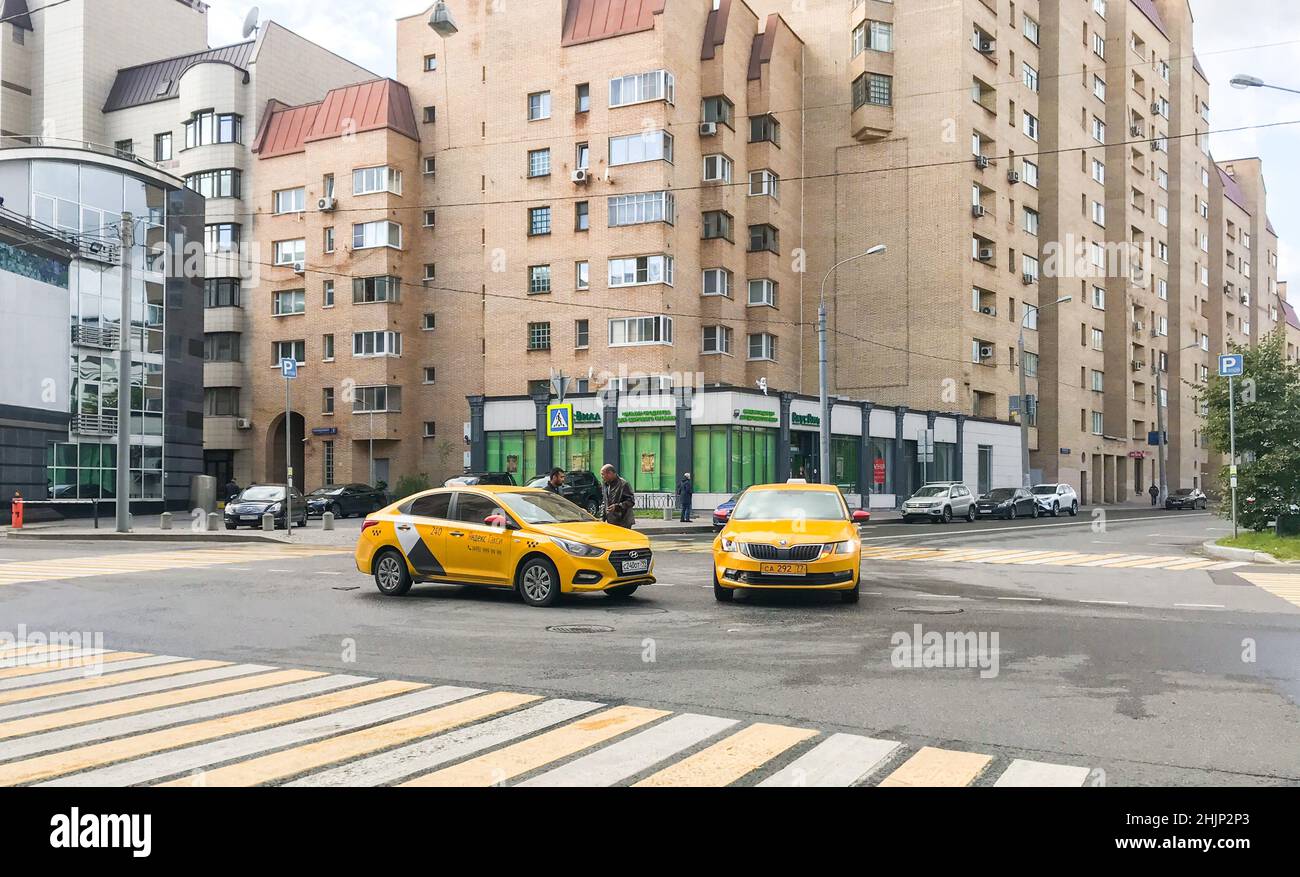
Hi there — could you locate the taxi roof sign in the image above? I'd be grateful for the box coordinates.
[546,403,574,437]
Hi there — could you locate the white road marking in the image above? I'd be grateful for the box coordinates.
[1173,603,1225,609]
[288,698,602,787]
[0,655,185,692]
[1078,600,1129,606]
[997,596,1042,602]
[757,733,900,787]
[994,759,1091,787]
[519,713,738,787]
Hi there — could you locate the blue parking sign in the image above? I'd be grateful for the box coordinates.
[280,358,298,378]
[1218,354,1243,378]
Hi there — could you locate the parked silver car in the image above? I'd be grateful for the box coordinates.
[902,482,976,524]
[1031,483,1079,517]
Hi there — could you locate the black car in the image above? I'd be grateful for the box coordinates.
[975,487,1039,520]
[444,472,517,487]
[526,470,603,516]
[305,483,388,519]
[1166,488,1208,510]
[223,484,307,530]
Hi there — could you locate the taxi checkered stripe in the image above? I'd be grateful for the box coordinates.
[0,643,1094,788]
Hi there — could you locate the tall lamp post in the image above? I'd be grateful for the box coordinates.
[819,245,886,486]
[1230,74,1300,96]
[1019,296,1071,489]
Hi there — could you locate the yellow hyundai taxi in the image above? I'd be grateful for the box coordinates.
[355,485,655,607]
[712,483,868,604]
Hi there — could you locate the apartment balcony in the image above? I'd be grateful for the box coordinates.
[204,416,253,451]
[71,323,120,350]
[203,361,244,388]
[203,306,246,334]
[73,412,119,437]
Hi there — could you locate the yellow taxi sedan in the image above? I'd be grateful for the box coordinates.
[354,485,654,607]
[712,483,868,604]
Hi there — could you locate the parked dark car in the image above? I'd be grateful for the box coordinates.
[306,483,388,519]
[1165,487,1208,510]
[525,470,603,516]
[712,494,741,530]
[444,472,517,487]
[224,484,307,530]
[975,487,1040,520]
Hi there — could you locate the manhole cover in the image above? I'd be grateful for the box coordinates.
[546,625,615,634]
[893,607,965,615]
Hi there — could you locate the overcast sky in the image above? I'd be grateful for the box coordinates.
[207,0,1299,301]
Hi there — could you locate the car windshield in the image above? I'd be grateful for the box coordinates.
[1032,486,1057,495]
[731,490,846,522]
[241,487,284,502]
[912,486,949,498]
[1174,489,1193,496]
[986,489,1016,500]
[309,487,342,497]
[497,491,594,524]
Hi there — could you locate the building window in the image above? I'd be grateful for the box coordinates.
[576,83,590,113]
[272,289,305,316]
[527,322,552,350]
[575,201,589,231]
[852,73,893,109]
[1091,411,1104,435]
[185,169,241,199]
[423,106,436,123]
[422,313,436,331]
[701,95,734,127]
[527,148,551,177]
[576,261,589,290]
[272,239,304,266]
[423,157,436,175]
[352,220,402,250]
[1022,62,1039,92]
[748,333,777,361]
[748,278,777,307]
[527,91,551,120]
[352,331,402,358]
[1091,328,1104,350]
[421,210,436,228]
[528,265,552,294]
[205,387,240,416]
[575,142,590,170]
[1023,207,1039,235]
[423,264,436,282]
[204,279,240,308]
[608,69,674,108]
[424,53,438,71]
[353,386,401,414]
[702,325,733,355]
[154,132,173,161]
[701,210,732,241]
[273,187,305,214]
[322,333,335,361]
[749,114,780,145]
[203,332,241,362]
[528,206,551,236]
[324,227,335,253]
[323,280,334,307]
[1091,285,1105,309]
[321,387,336,415]
[609,255,673,287]
[702,153,732,183]
[608,130,672,166]
[273,339,305,364]
[204,223,239,252]
[1022,111,1039,141]
[575,319,590,349]
[748,169,779,198]
[353,166,402,195]
[609,315,673,347]
[607,191,674,227]
[701,268,732,297]
[322,440,334,483]
[748,224,779,254]
[353,275,400,303]
[184,110,241,147]
[1022,159,1039,187]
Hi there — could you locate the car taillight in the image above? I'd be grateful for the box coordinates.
[362,520,379,530]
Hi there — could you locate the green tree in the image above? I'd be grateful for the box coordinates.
[1202,329,1300,530]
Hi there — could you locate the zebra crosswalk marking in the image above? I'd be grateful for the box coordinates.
[877,746,993,787]
[1236,573,1300,611]
[0,658,222,705]
[0,649,124,679]
[994,759,1092,787]
[0,655,188,692]
[634,722,818,787]
[757,733,901,787]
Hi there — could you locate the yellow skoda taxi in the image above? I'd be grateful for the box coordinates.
[355,485,655,607]
[712,483,868,604]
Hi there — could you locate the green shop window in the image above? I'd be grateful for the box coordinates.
[486,431,536,478]
[619,427,675,493]
[551,429,604,473]
[692,425,776,493]
[830,436,860,491]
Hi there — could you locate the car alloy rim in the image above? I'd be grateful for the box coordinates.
[523,565,552,601]
[377,556,402,590]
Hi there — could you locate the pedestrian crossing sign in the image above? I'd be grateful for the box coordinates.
[546,403,574,437]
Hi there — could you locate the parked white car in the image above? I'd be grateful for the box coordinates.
[1031,483,1079,517]
[902,482,976,524]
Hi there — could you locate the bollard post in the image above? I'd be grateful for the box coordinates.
[10,492,22,529]
[262,512,275,532]
[322,511,335,531]
[159,512,172,531]
[207,512,220,532]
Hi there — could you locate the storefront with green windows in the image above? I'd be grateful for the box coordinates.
[485,430,537,480]
[692,424,777,495]
[551,428,604,473]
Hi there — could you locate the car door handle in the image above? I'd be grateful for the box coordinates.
[397,524,412,531]
[449,531,465,537]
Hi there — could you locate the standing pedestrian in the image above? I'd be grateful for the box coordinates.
[676,472,694,522]
[223,477,241,502]
[1148,483,1159,506]
[600,464,636,529]
[544,467,564,495]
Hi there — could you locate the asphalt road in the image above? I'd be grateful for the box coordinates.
[1,509,1298,786]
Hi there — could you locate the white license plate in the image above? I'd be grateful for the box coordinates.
[621,559,649,573]
[240,515,258,521]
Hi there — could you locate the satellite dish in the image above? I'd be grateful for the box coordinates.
[242,6,260,40]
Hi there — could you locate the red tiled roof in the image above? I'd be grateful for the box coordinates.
[1217,165,1250,213]
[1130,0,1168,38]
[562,0,666,47]
[254,79,418,159]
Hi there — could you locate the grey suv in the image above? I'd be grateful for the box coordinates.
[902,482,976,524]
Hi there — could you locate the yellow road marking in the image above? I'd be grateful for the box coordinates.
[634,722,818,787]
[1098,555,1185,569]
[157,691,540,787]
[0,669,324,740]
[1160,559,1219,571]
[966,551,1050,563]
[1071,554,1142,567]
[0,659,224,705]
[0,679,423,786]
[1006,551,1085,565]
[877,746,993,787]
[1038,553,1108,566]
[400,705,668,787]
[930,549,1007,562]
[0,651,152,682]
[1238,574,1300,609]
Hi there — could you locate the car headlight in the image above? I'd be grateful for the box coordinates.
[267,502,281,513]
[552,538,604,558]
[720,536,740,552]
[828,540,858,555]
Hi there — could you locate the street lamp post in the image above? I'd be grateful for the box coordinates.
[818,245,885,487]
[1018,296,1071,489]
[1230,74,1300,96]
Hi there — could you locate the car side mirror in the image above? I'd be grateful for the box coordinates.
[484,514,509,528]
[852,509,870,524]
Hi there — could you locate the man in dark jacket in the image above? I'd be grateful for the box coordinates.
[223,478,241,501]
[544,468,564,495]
[676,472,694,522]
[1148,483,1159,506]
[600,464,636,529]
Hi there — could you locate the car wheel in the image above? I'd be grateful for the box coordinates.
[1051,502,1060,518]
[965,505,976,523]
[713,574,735,602]
[587,499,602,517]
[940,506,952,524]
[373,549,412,596]
[1031,503,1040,519]
[1165,502,1174,510]
[224,523,237,530]
[517,556,561,607]
[1007,506,1016,520]
[840,582,860,604]
[1069,501,1079,517]
[605,584,639,599]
